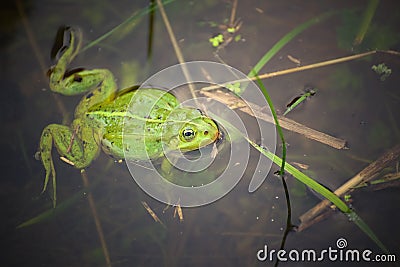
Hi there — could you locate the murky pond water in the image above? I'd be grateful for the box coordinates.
[2,0,399,266]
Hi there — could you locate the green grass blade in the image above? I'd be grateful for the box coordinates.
[250,140,350,213]
[16,188,85,228]
[283,89,316,116]
[348,211,389,253]
[254,76,341,211]
[252,76,388,254]
[254,75,286,175]
[247,133,392,253]
[246,126,391,254]
[81,0,176,52]
[353,0,380,46]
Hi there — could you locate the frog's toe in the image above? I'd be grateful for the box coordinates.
[53,26,83,63]
[40,157,57,207]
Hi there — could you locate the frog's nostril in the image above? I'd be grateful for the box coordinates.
[204,130,209,136]
[217,131,223,141]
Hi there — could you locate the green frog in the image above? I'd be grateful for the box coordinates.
[37,27,219,206]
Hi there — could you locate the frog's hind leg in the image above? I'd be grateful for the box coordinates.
[38,123,100,207]
[49,27,83,92]
[49,27,117,116]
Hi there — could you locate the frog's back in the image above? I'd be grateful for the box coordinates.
[87,88,179,125]
[87,87,180,159]
[121,88,179,118]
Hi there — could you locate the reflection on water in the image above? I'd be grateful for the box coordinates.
[2,0,400,266]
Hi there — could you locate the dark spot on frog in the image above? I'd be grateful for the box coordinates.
[86,92,94,99]
[64,67,85,78]
[73,74,82,82]
[47,67,55,77]
[108,154,117,160]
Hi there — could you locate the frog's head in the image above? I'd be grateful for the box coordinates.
[177,116,219,152]
[160,107,219,155]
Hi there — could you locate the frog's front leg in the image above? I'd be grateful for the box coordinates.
[38,121,100,207]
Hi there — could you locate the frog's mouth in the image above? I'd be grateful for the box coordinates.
[196,120,221,148]
[207,118,224,143]
[215,128,224,143]
[205,118,220,141]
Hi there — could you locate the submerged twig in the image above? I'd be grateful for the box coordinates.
[147,0,156,59]
[296,209,336,232]
[142,201,166,227]
[173,203,184,222]
[299,144,400,230]
[81,170,112,267]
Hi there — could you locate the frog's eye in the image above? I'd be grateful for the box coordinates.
[181,128,196,141]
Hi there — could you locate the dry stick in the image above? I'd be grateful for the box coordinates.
[201,50,400,92]
[200,89,347,149]
[229,0,238,25]
[365,176,400,191]
[81,170,112,267]
[298,144,400,231]
[355,172,400,190]
[200,50,400,146]
[297,209,336,233]
[156,0,197,100]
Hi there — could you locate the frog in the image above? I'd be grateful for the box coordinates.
[37,27,219,207]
